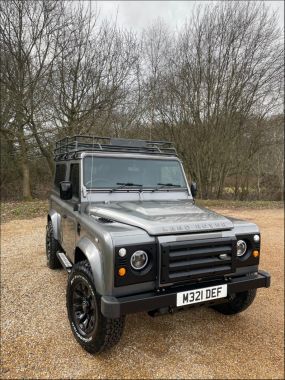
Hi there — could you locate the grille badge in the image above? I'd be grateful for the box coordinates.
[219,253,230,260]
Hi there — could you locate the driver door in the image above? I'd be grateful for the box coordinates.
[62,163,79,260]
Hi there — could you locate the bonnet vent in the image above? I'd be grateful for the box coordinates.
[91,215,114,224]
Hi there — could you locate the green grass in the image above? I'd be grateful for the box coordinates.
[1,200,49,223]
[197,199,283,209]
[0,199,283,223]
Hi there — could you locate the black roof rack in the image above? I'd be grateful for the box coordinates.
[54,135,177,161]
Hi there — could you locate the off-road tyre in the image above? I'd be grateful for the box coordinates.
[66,260,125,354]
[212,288,257,315]
[46,220,61,269]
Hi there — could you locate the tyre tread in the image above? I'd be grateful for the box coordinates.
[67,260,125,354]
[46,221,61,269]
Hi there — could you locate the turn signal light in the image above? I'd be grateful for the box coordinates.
[118,267,126,277]
[252,250,259,258]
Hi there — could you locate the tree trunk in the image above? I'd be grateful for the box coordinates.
[21,159,32,200]
[29,120,54,174]
[18,129,32,200]
[257,157,261,201]
[234,174,239,200]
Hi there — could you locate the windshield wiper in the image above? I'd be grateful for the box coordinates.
[152,182,183,192]
[111,182,143,192]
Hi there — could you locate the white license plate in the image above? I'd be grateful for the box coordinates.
[176,284,227,307]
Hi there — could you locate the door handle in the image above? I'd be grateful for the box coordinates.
[62,214,67,219]
[77,223,81,235]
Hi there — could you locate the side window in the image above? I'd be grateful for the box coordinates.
[70,164,80,199]
[54,164,66,189]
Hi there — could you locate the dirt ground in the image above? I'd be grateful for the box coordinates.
[1,209,284,379]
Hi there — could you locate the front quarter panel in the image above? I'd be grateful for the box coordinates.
[75,213,117,296]
[229,216,260,235]
[76,213,158,297]
[76,236,106,295]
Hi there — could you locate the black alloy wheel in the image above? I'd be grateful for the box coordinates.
[67,260,125,354]
[72,278,97,337]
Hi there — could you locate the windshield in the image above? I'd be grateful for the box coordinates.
[83,156,187,190]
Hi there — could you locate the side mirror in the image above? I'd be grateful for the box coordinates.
[190,181,197,198]
[60,181,73,200]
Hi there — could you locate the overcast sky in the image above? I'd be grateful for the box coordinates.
[95,1,284,32]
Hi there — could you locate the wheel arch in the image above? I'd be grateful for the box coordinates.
[75,237,105,295]
[74,247,87,263]
[47,209,60,241]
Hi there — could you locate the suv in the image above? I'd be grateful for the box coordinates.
[46,135,270,354]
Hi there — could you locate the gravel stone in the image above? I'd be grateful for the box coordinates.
[0,209,284,379]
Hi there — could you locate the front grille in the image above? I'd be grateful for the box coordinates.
[160,237,237,285]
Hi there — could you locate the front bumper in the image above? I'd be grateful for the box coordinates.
[101,270,270,318]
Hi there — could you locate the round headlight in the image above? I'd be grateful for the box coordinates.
[237,240,247,257]
[130,250,148,270]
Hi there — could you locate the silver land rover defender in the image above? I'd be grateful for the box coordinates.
[46,135,270,354]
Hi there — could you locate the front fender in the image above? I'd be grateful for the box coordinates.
[48,209,60,241]
[76,237,105,295]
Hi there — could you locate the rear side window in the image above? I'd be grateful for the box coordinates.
[54,164,66,189]
[70,164,80,198]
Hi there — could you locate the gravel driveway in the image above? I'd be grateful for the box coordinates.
[1,209,284,379]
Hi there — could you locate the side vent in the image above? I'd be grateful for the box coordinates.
[92,215,113,224]
[98,217,113,224]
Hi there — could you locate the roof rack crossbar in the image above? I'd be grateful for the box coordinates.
[54,135,177,160]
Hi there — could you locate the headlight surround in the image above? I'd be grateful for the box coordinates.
[115,244,156,287]
[130,250,148,270]
[237,240,247,257]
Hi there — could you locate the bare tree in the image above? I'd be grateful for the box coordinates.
[48,3,140,138]
[142,1,283,198]
[0,1,283,201]
[0,0,68,198]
